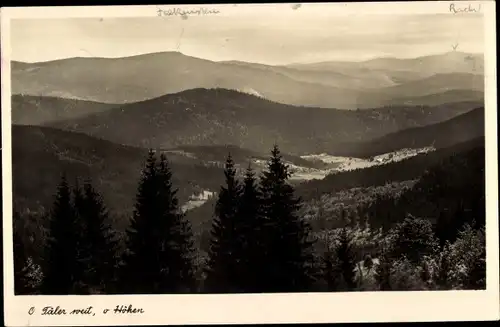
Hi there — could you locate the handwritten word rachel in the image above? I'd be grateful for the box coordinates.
[157,7,220,17]
[449,3,481,14]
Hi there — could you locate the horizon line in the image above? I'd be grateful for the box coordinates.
[11,50,485,67]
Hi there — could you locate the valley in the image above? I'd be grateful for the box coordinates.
[176,146,436,213]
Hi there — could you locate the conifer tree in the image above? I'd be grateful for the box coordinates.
[258,145,315,292]
[157,154,197,291]
[71,179,89,293]
[121,150,196,294]
[41,174,81,294]
[205,154,242,293]
[76,180,119,294]
[235,164,264,292]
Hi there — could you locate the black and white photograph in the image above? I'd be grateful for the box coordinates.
[2,2,499,325]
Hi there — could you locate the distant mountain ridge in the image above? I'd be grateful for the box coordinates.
[11,51,484,109]
[45,88,482,155]
[286,51,484,75]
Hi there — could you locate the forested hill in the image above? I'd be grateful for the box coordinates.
[329,106,484,158]
[45,88,480,155]
[361,141,485,242]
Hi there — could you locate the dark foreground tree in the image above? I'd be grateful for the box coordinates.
[71,180,89,293]
[120,151,196,293]
[41,174,82,294]
[259,145,316,292]
[76,180,119,294]
[205,154,242,293]
[235,164,264,292]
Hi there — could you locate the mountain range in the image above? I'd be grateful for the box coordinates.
[10,49,486,235]
[286,51,484,77]
[11,51,484,109]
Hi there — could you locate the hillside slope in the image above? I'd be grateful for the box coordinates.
[297,137,485,201]
[383,90,483,107]
[299,139,485,235]
[333,107,484,158]
[362,143,485,234]
[11,94,118,125]
[11,125,226,227]
[369,73,484,99]
[46,88,481,155]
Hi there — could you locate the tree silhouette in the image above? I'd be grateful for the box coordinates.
[258,145,315,292]
[41,174,82,294]
[205,154,242,293]
[235,164,264,292]
[71,179,89,293]
[76,180,119,294]
[120,150,196,293]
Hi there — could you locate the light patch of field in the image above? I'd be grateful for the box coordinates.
[181,190,216,213]
[295,147,436,181]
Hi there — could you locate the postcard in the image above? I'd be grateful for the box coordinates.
[1,2,499,326]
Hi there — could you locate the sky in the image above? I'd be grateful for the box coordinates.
[9,3,485,65]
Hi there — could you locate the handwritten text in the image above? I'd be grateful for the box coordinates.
[157,7,220,17]
[114,304,145,314]
[449,3,481,14]
[42,306,66,315]
[32,304,144,317]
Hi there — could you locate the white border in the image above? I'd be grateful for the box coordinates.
[2,2,499,326]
